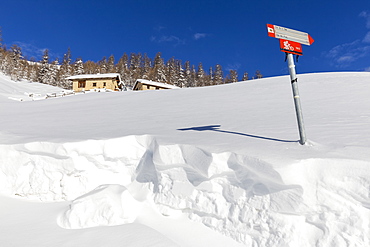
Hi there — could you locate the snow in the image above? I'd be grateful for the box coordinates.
[65,73,121,80]
[134,79,180,89]
[58,184,143,229]
[0,76,71,101]
[0,71,369,246]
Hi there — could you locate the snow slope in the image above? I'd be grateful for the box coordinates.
[0,72,369,246]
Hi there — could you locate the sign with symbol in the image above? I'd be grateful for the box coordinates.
[267,24,314,46]
[280,39,303,55]
[266,23,313,145]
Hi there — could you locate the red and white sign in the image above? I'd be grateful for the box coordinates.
[267,24,314,46]
[267,24,275,37]
[279,39,303,55]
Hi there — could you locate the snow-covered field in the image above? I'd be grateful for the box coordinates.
[0,71,369,246]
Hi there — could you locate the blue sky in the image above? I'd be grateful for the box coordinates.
[1,0,370,78]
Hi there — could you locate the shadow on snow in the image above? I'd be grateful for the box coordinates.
[178,125,298,143]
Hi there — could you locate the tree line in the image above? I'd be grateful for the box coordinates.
[0,31,263,89]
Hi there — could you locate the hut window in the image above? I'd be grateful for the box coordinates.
[103,82,106,87]
[147,85,150,89]
[92,83,97,87]
[78,80,86,88]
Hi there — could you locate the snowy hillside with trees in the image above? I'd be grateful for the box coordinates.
[0,71,369,246]
[0,44,256,90]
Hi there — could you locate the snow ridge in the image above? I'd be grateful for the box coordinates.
[1,135,369,246]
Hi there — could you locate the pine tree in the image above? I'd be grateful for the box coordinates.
[25,57,38,82]
[228,70,238,83]
[1,51,11,76]
[242,72,249,81]
[18,59,28,81]
[48,58,59,86]
[184,61,192,87]
[9,44,23,81]
[166,57,177,85]
[152,52,166,82]
[38,49,50,84]
[255,70,263,79]
[129,53,142,85]
[98,56,108,74]
[142,53,151,79]
[61,47,72,75]
[117,53,130,85]
[190,65,197,87]
[59,48,72,88]
[224,75,231,84]
[207,66,213,86]
[214,64,223,85]
[196,62,206,87]
[176,60,186,88]
[74,57,84,75]
[107,54,115,73]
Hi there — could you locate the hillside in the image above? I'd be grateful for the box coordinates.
[0,72,369,246]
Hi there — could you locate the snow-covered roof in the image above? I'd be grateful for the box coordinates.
[66,73,121,80]
[134,79,179,90]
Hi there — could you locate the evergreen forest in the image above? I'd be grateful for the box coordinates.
[0,31,263,89]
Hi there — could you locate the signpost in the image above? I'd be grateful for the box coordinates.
[267,24,314,46]
[267,24,314,145]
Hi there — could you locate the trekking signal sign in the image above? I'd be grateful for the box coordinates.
[279,39,302,55]
[267,24,314,46]
[266,24,313,145]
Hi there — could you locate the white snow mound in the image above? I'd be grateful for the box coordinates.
[58,184,142,229]
[1,72,370,246]
[0,135,148,201]
[1,134,369,245]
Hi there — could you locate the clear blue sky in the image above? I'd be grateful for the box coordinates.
[1,0,370,78]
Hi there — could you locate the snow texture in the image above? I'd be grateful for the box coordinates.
[134,79,180,89]
[65,73,121,80]
[0,72,369,246]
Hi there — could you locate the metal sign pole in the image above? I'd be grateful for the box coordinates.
[267,24,313,145]
[286,53,307,145]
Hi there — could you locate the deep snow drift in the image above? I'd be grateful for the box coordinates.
[0,72,369,246]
